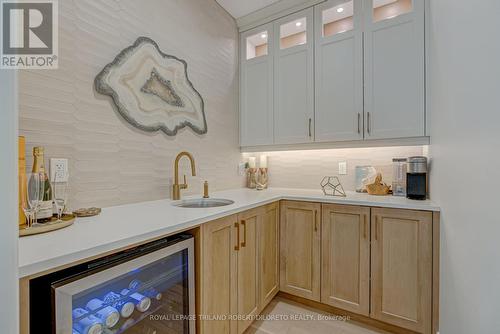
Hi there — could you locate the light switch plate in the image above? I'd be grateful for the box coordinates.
[50,158,69,182]
[338,161,347,175]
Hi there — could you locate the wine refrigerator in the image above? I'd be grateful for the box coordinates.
[29,234,195,334]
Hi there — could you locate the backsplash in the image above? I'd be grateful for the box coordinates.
[243,146,426,191]
[19,0,242,210]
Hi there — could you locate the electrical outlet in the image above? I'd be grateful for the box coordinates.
[238,162,247,176]
[50,158,69,182]
[338,161,347,175]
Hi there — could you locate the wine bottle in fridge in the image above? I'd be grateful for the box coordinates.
[86,298,120,328]
[103,291,135,318]
[120,289,151,312]
[72,308,103,334]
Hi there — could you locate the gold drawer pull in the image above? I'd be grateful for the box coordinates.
[314,210,318,232]
[363,215,367,239]
[241,220,247,247]
[234,222,240,251]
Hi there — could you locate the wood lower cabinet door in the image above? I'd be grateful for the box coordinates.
[201,215,238,334]
[259,202,279,310]
[321,204,370,316]
[280,201,321,301]
[371,208,432,334]
[236,208,260,334]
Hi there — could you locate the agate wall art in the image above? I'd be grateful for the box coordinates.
[95,37,207,136]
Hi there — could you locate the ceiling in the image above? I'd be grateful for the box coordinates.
[216,0,281,19]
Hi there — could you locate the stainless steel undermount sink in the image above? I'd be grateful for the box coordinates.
[172,198,235,208]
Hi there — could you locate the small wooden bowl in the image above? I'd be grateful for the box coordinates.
[73,207,102,217]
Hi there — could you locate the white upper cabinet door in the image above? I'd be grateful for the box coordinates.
[315,0,364,142]
[273,8,315,144]
[240,24,274,146]
[363,0,425,139]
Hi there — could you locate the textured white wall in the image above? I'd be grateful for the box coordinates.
[428,0,500,333]
[0,71,19,334]
[19,0,243,210]
[244,146,424,191]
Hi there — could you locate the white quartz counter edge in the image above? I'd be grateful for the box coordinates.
[19,188,439,278]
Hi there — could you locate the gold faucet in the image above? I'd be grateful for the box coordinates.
[172,151,196,200]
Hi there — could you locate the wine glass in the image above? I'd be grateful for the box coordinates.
[52,180,68,222]
[21,173,43,228]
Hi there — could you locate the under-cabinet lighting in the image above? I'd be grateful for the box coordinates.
[295,21,302,27]
[337,7,344,13]
[261,33,267,39]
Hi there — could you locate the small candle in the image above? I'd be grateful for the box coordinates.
[260,155,268,169]
[248,157,256,169]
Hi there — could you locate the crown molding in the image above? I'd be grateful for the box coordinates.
[237,0,324,32]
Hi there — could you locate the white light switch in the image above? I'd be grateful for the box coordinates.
[50,158,69,182]
[338,161,347,175]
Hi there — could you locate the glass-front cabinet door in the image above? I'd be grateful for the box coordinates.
[363,0,425,139]
[240,24,274,147]
[314,0,364,142]
[273,8,314,145]
[54,239,194,334]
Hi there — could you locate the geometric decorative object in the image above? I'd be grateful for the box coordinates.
[94,36,207,136]
[320,176,347,197]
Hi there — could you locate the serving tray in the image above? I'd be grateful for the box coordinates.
[19,214,76,237]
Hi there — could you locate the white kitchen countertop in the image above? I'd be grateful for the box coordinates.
[18,187,439,278]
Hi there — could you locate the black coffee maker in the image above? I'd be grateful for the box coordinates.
[406,156,428,200]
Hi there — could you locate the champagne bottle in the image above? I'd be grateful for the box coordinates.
[32,147,53,221]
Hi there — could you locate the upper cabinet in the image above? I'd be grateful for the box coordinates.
[273,9,315,144]
[240,24,274,147]
[364,0,425,139]
[315,0,364,142]
[239,0,426,148]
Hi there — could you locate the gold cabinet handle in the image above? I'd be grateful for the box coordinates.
[314,210,318,232]
[363,215,367,239]
[367,112,371,135]
[241,220,247,247]
[234,222,240,251]
[357,113,361,134]
[375,216,378,241]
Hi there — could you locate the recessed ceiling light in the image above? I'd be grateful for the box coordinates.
[261,33,267,39]
[295,21,302,27]
[337,7,344,13]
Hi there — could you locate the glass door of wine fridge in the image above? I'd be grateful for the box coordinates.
[52,237,194,334]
